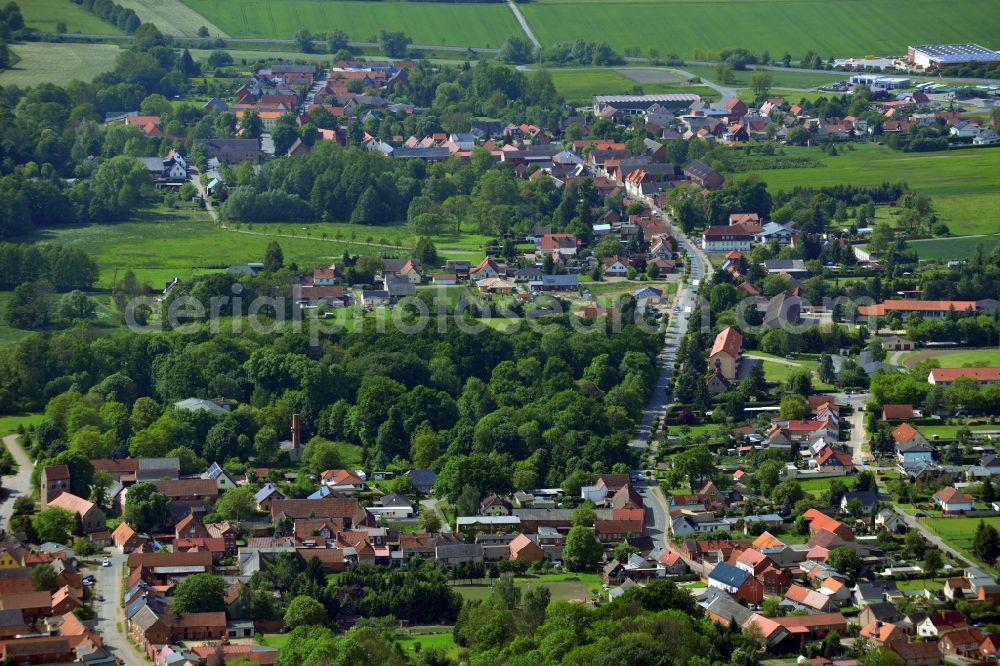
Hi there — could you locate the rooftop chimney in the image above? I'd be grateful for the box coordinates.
[291,413,301,449]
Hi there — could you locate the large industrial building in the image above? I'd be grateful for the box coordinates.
[907,44,1000,70]
[593,94,702,114]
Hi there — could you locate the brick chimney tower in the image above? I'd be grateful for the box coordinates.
[291,413,301,450]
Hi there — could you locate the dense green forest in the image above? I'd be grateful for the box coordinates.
[7,311,659,495]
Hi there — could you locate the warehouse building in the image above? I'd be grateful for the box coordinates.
[907,44,1000,70]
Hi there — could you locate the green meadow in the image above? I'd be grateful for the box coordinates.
[21,0,123,34]
[735,144,1000,237]
[181,0,520,46]
[545,68,719,104]
[921,516,1000,564]
[13,206,493,289]
[909,235,1000,260]
[520,0,1000,57]
[0,43,122,87]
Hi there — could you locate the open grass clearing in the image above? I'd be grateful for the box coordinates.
[115,0,229,37]
[798,475,852,498]
[256,634,290,651]
[920,516,1000,564]
[0,42,121,87]
[520,0,999,57]
[21,0,123,34]
[736,144,1000,237]
[0,413,43,436]
[395,630,460,659]
[181,0,520,47]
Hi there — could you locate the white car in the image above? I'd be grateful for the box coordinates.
[102,558,111,567]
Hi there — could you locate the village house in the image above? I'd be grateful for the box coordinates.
[932,487,975,514]
[707,562,765,605]
[47,493,106,534]
[708,326,742,381]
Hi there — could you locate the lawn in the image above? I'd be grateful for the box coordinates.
[894,577,947,592]
[798,475,852,499]
[0,43,121,87]
[181,0,521,47]
[332,442,364,469]
[396,630,460,659]
[916,424,1000,441]
[920,516,1000,564]
[115,0,229,37]
[256,634,290,650]
[0,413,43,436]
[910,235,1000,260]
[749,354,835,391]
[520,0,999,57]
[900,348,1000,369]
[927,350,1000,368]
[21,0,123,34]
[452,572,600,603]
[738,144,1000,237]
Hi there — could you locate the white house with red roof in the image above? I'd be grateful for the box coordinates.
[320,469,367,494]
[933,487,975,513]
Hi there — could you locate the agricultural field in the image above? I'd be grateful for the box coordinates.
[737,144,1000,237]
[678,64,847,90]
[0,43,121,87]
[115,0,229,37]
[920,516,1000,564]
[181,0,520,47]
[909,235,1000,260]
[191,47,351,65]
[21,0,123,34]
[520,0,999,58]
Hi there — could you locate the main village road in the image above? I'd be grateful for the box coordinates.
[631,202,711,557]
[94,552,149,666]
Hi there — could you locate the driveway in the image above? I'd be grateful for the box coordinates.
[1,434,34,530]
[419,498,452,533]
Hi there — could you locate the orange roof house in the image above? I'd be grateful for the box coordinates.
[709,326,742,381]
[801,509,854,541]
[509,534,544,563]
